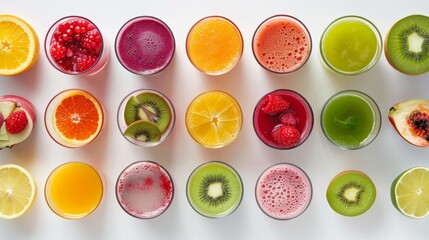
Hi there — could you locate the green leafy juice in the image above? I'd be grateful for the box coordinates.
[322,94,375,148]
[322,19,378,73]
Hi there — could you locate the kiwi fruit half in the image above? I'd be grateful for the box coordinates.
[186,161,243,218]
[124,92,171,132]
[326,170,376,217]
[124,120,161,142]
[385,15,429,75]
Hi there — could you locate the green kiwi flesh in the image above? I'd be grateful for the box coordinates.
[326,171,376,217]
[124,120,161,142]
[124,92,171,133]
[385,15,429,75]
[187,162,243,218]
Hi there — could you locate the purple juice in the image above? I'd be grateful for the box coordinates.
[115,16,175,75]
[256,163,312,220]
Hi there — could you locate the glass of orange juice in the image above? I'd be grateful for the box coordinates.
[186,90,242,148]
[186,16,243,75]
[44,89,106,148]
[45,162,103,219]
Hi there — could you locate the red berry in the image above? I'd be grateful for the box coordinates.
[5,110,28,134]
[271,125,301,147]
[279,110,299,127]
[262,95,290,115]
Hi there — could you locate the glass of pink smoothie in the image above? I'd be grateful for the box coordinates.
[255,163,312,220]
[252,15,312,74]
[115,16,175,75]
[116,161,174,219]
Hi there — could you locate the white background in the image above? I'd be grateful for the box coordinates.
[1,0,429,239]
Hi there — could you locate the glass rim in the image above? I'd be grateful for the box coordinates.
[186,160,244,219]
[44,88,105,148]
[117,88,176,147]
[251,14,312,74]
[319,15,383,76]
[255,162,313,220]
[320,89,382,150]
[114,15,176,75]
[185,15,244,76]
[44,15,107,76]
[252,89,314,150]
[44,161,104,220]
[115,160,174,219]
[185,90,243,148]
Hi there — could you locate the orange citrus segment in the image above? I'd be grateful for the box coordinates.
[0,164,37,219]
[0,15,39,75]
[53,90,103,145]
[186,91,242,148]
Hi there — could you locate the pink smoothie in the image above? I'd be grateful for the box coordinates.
[116,161,173,219]
[253,15,311,73]
[116,17,175,75]
[256,163,312,219]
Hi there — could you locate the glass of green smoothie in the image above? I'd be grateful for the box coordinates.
[320,16,382,76]
[321,90,381,150]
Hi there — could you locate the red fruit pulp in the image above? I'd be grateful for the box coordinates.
[253,90,313,149]
[48,17,103,73]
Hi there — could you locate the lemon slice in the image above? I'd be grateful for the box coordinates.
[186,90,242,148]
[0,164,37,219]
[391,167,429,218]
[0,14,39,76]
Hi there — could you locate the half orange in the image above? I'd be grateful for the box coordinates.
[46,89,104,148]
[0,14,39,75]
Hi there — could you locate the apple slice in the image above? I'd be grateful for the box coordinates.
[388,99,429,147]
[0,96,36,150]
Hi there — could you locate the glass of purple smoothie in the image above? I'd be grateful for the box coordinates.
[115,16,175,75]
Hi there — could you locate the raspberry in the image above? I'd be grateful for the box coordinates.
[262,95,290,115]
[279,111,299,127]
[271,125,301,147]
[5,110,28,134]
[50,42,67,60]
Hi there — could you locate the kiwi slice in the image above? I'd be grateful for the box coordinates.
[326,171,376,217]
[124,92,171,132]
[186,161,243,218]
[385,15,429,75]
[124,120,161,142]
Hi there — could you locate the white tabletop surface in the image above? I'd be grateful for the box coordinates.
[2,0,429,239]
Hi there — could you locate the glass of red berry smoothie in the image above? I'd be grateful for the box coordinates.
[253,89,313,149]
[115,16,175,75]
[252,15,312,74]
[255,163,312,220]
[45,16,110,76]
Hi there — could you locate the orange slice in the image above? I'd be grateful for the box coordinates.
[186,90,242,148]
[52,90,103,146]
[0,14,39,75]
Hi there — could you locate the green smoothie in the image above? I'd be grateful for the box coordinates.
[322,91,380,149]
[321,16,381,75]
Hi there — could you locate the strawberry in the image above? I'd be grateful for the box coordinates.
[279,110,299,127]
[5,110,28,134]
[271,124,301,147]
[262,95,290,115]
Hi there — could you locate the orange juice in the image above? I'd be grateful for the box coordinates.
[45,162,103,219]
[186,16,243,75]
